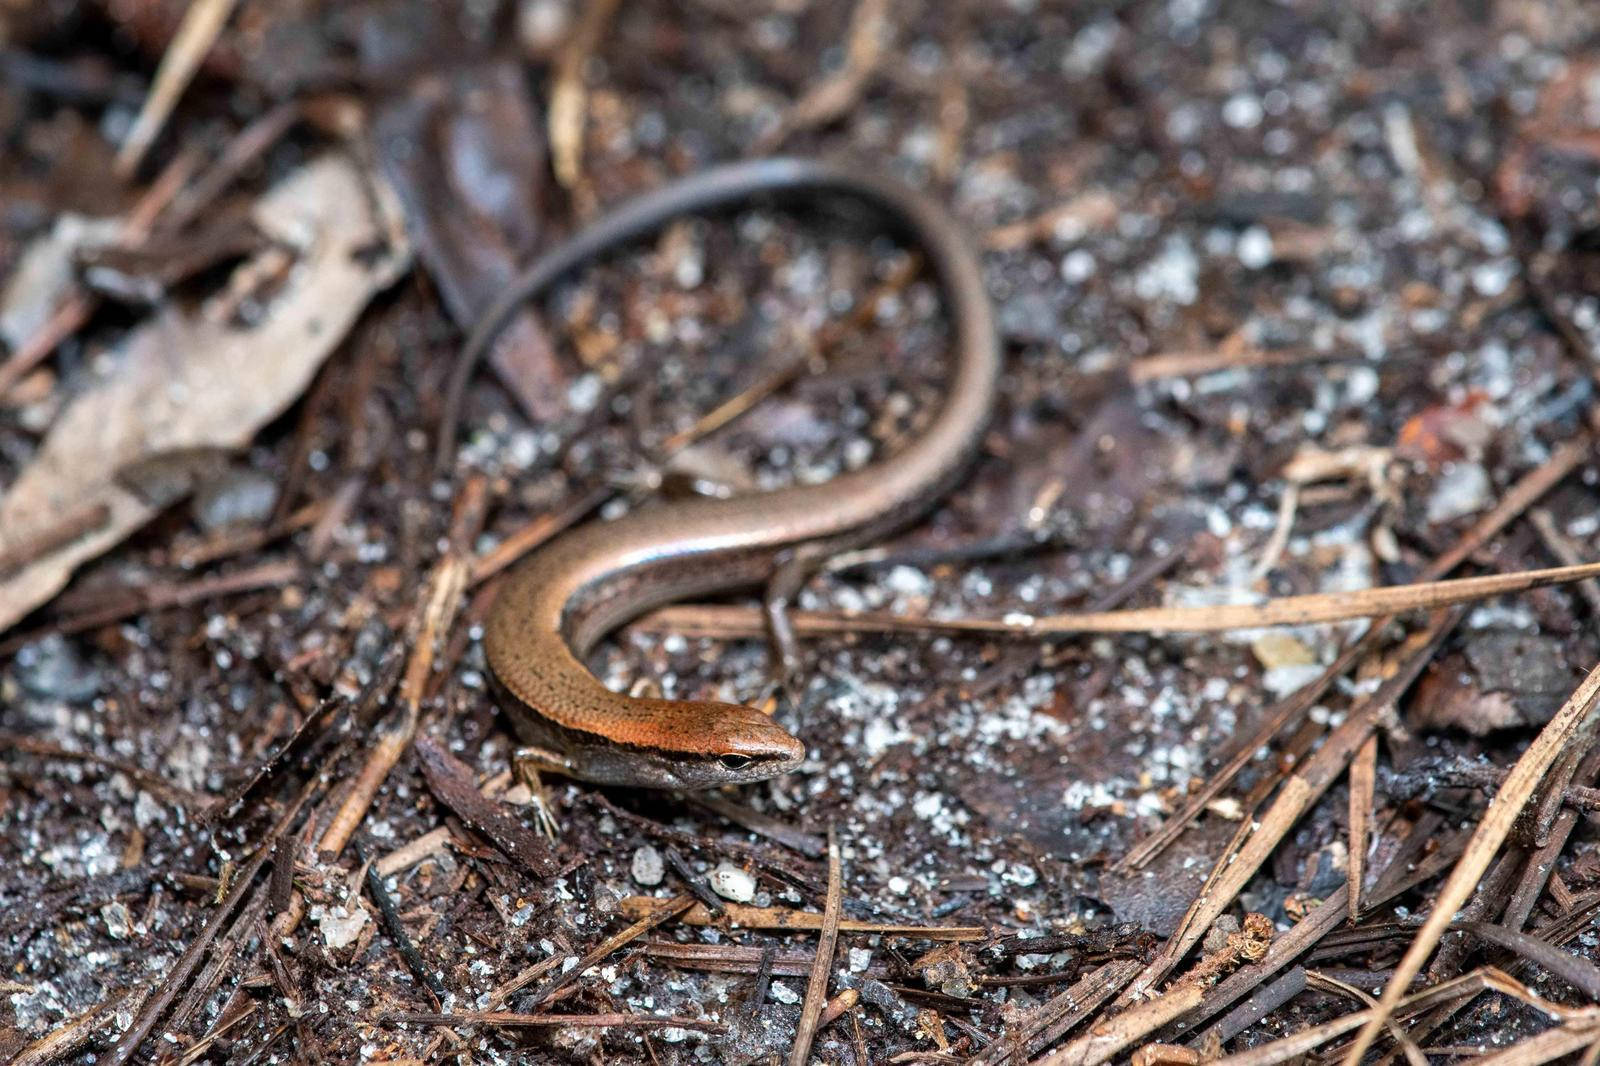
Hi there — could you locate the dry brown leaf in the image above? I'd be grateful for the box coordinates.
[0,154,410,634]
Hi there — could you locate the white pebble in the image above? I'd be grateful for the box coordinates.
[1060,248,1096,283]
[1222,94,1264,129]
[709,862,757,903]
[316,904,369,949]
[1237,226,1274,269]
[1426,462,1492,524]
[631,845,665,887]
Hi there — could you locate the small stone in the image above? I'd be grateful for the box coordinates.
[193,468,279,533]
[101,901,134,939]
[14,634,103,703]
[1426,462,1491,524]
[1237,226,1274,269]
[1202,913,1240,954]
[708,861,756,903]
[631,845,665,887]
[1250,632,1314,670]
[317,904,369,949]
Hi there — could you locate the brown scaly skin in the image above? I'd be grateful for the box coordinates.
[456,157,1000,790]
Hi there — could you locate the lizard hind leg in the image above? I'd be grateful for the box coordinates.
[512,744,573,839]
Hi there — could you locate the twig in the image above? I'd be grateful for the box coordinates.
[1201,967,1306,1049]
[0,148,196,401]
[272,480,486,939]
[114,0,239,177]
[1381,757,1600,814]
[1128,347,1363,383]
[790,827,844,1066]
[0,560,301,656]
[635,558,1600,639]
[1451,921,1600,1000]
[523,896,696,1009]
[1341,661,1600,1065]
[1129,613,1457,1002]
[1504,747,1600,931]
[1529,507,1600,617]
[0,294,92,402]
[1206,968,1566,1066]
[381,1010,725,1032]
[1,732,206,807]
[361,840,449,1004]
[471,484,611,585]
[161,100,300,231]
[1117,637,1370,872]
[684,793,827,858]
[1349,734,1378,921]
[616,897,983,940]
[969,958,1143,1065]
[754,0,893,153]
[105,786,311,1066]
[1037,982,1205,1066]
[661,846,727,918]
[483,954,568,1012]
[1121,438,1586,1012]
[11,986,137,1066]
[547,0,622,204]
[984,191,1118,251]
[375,827,454,878]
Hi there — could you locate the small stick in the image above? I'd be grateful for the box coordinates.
[1,732,205,807]
[375,827,453,877]
[685,793,827,858]
[1348,734,1378,922]
[546,0,622,205]
[105,783,312,1066]
[662,846,726,918]
[382,1010,725,1032]
[637,558,1600,638]
[174,501,325,569]
[523,896,696,1009]
[969,958,1143,1065]
[114,0,239,177]
[11,987,136,1066]
[161,100,300,232]
[483,954,567,1012]
[0,293,92,401]
[470,484,611,586]
[1341,660,1600,1066]
[643,940,819,977]
[361,840,449,1004]
[1529,507,1600,617]
[789,827,843,1066]
[0,149,197,401]
[1128,347,1362,383]
[1118,637,1370,872]
[0,560,300,656]
[818,988,860,1029]
[754,0,892,154]
[616,897,984,940]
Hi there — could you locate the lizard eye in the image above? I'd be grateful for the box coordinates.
[719,753,752,770]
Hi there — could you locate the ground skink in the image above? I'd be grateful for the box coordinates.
[450,157,1000,790]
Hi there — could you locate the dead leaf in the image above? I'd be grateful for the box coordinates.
[0,214,122,350]
[1394,391,1495,466]
[0,153,409,634]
